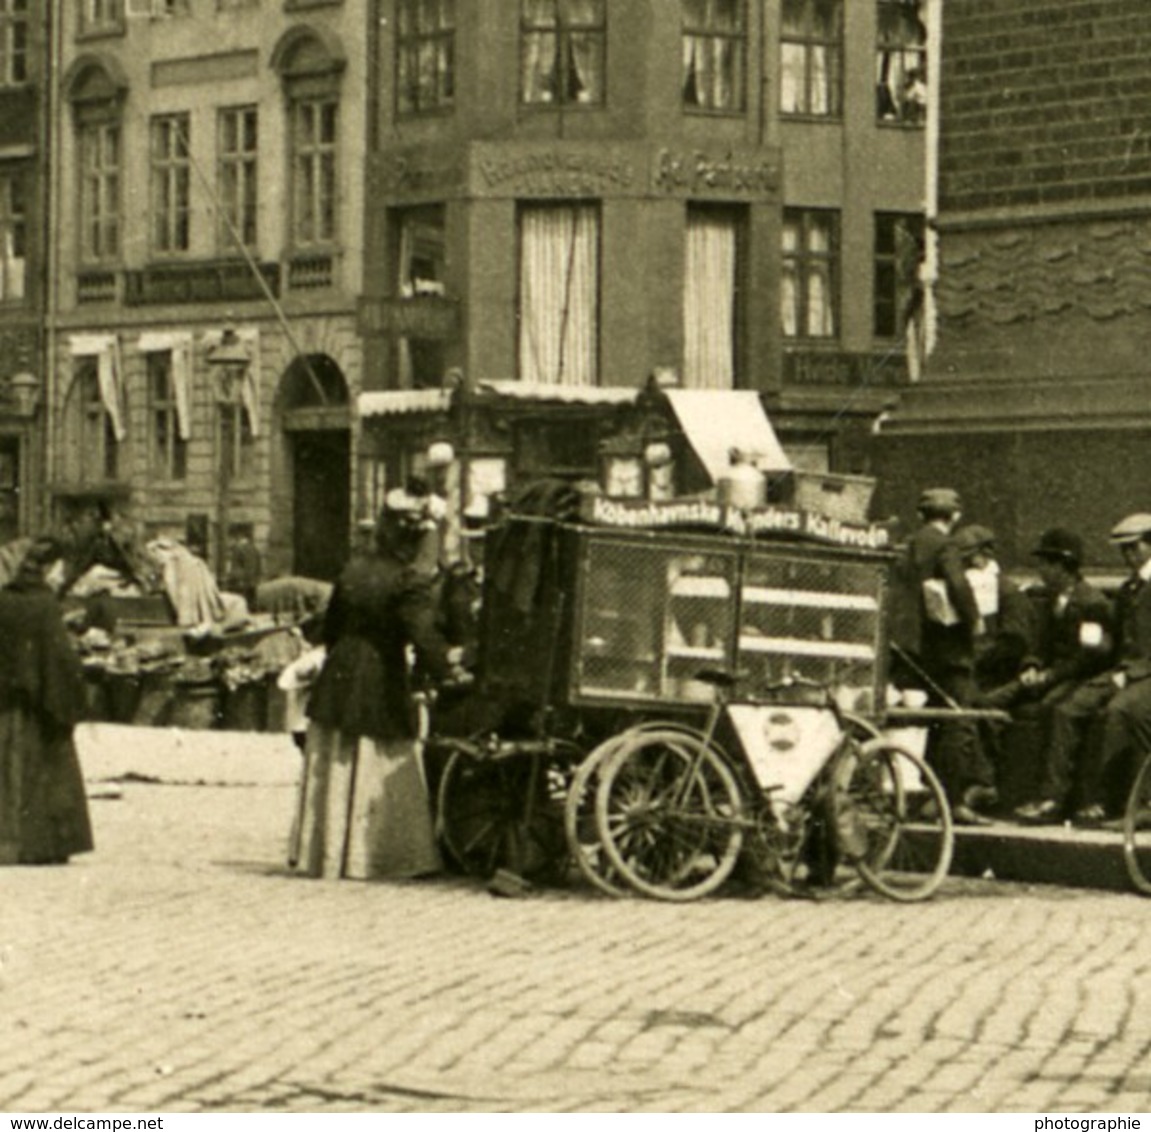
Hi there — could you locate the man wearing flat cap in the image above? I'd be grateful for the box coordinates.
[889,487,992,823]
[1017,514,1151,825]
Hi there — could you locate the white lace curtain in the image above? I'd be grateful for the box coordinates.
[683,210,737,390]
[518,204,598,386]
[521,0,603,103]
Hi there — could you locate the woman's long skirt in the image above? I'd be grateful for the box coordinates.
[0,707,94,865]
[290,722,442,880]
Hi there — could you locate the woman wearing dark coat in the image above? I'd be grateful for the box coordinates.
[0,537,93,865]
[291,490,463,879]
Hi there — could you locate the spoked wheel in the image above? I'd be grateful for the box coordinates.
[1122,751,1151,896]
[595,729,745,902]
[830,737,953,902]
[564,738,631,897]
[436,749,571,882]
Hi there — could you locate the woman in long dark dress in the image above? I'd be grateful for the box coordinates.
[290,490,464,880]
[0,537,93,865]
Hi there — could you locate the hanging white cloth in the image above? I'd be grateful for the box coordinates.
[683,210,737,389]
[69,333,125,441]
[518,205,598,386]
[138,331,193,440]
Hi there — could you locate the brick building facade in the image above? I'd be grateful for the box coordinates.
[873,0,1151,566]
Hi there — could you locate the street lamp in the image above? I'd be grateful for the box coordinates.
[6,372,41,418]
[206,326,252,582]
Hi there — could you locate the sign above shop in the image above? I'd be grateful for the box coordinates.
[579,495,892,551]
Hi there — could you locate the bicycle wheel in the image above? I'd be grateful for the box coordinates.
[831,737,953,902]
[564,738,630,897]
[436,750,567,881]
[1122,751,1151,896]
[595,729,745,902]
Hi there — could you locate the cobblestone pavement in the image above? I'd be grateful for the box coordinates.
[1,726,1149,1114]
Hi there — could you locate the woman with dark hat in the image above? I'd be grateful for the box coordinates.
[290,488,467,879]
[0,537,93,865]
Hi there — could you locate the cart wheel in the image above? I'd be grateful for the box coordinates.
[436,750,567,882]
[564,738,631,898]
[595,729,745,902]
[1122,751,1151,896]
[831,737,953,902]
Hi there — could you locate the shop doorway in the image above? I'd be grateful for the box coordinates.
[276,354,351,581]
[0,437,20,545]
[293,430,350,580]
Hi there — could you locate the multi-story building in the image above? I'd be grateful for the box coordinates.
[873,0,1151,565]
[50,0,369,580]
[0,0,47,544]
[360,0,931,523]
[46,1,928,579]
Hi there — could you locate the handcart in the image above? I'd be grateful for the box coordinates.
[427,486,992,901]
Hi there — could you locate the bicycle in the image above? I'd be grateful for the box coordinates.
[593,670,955,903]
[1122,749,1151,895]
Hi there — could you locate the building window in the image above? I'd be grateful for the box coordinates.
[518,203,599,386]
[82,0,124,33]
[395,205,446,389]
[291,98,338,247]
[521,0,605,106]
[874,212,924,339]
[219,402,254,482]
[782,209,838,340]
[79,122,121,263]
[684,205,741,389]
[218,106,258,252]
[877,0,926,125]
[146,352,187,481]
[65,360,120,483]
[682,0,744,113]
[150,114,191,255]
[780,0,842,118]
[396,0,455,115]
[0,172,26,302]
[0,0,28,86]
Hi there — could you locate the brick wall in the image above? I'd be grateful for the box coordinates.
[940,0,1151,211]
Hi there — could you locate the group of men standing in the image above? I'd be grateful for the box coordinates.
[893,487,1151,828]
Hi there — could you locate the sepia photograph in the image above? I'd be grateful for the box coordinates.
[1,0,1149,1119]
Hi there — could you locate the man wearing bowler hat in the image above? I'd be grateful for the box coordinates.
[1016,514,1151,825]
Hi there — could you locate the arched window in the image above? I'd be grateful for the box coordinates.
[272,28,346,257]
[65,56,128,265]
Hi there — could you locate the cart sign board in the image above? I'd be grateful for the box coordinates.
[581,495,892,552]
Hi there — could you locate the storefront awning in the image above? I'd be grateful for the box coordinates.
[358,389,453,418]
[476,380,641,406]
[663,389,792,483]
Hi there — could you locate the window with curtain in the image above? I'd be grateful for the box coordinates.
[0,171,25,302]
[63,360,119,484]
[876,0,926,124]
[218,106,258,252]
[397,0,455,114]
[150,113,191,255]
[874,212,924,339]
[781,208,838,340]
[780,0,842,118]
[147,352,187,482]
[683,206,740,389]
[682,0,745,113]
[0,0,27,87]
[291,97,338,246]
[395,204,446,388]
[518,203,599,386]
[521,0,605,106]
[79,121,121,263]
[83,0,123,33]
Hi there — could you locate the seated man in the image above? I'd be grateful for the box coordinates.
[1016,517,1151,825]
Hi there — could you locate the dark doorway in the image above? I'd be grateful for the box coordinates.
[293,430,350,580]
[0,438,20,545]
